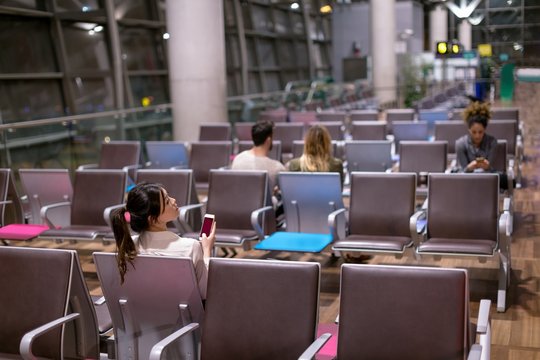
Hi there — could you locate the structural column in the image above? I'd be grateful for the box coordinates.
[370,0,396,104]
[429,4,448,52]
[459,20,472,50]
[166,0,227,142]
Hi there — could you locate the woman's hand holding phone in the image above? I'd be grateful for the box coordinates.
[200,214,216,258]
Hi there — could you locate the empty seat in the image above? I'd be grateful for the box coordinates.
[234,122,254,141]
[145,141,189,169]
[349,109,378,121]
[198,122,232,141]
[392,121,429,151]
[258,108,287,123]
[434,120,467,155]
[349,121,386,140]
[273,123,305,162]
[309,121,344,141]
[317,111,347,122]
[289,111,318,124]
[188,141,232,190]
[345,140,393,172]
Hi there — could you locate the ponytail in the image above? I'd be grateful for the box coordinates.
[111,207,137,283]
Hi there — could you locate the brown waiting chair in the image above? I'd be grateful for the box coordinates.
[350,121,387,140]
[181,170,274,251]
[94,253,204,360]
[349,109,378,121]
[399,141,448,195]
[317,111,347,122]
[309,121,344,141]
[413,173,512,312]
[147,258,330,360]
[39,169,127,242]
[334,264,491,360]
[434,120,467,155]
[331,172,418,258]
[273,123,305,163]
[234,122,253,141]
[199,122,232,141]
[189,141,232,190]
[0,246,108,359]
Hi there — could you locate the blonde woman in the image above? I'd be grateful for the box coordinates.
[287,125,344,184]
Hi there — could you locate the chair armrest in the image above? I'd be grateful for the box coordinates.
[103,203,126,228]
[170,165,189,170]
[122,164,142,172]
[409,210,426,247]
[94,296,106,305]
[149,322,199,360]
[178,203,205,232]
[328,208,347,241]
[78,164,98,170]
[297,333,332,360]
[251,206,274,239]
[467,344,483,360]
[41,201,71,228]
[20,313,80,360]
[476,299,491,334]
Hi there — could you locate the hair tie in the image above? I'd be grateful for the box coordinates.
[124,211,131,223]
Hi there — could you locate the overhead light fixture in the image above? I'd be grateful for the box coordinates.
[163,32,170,40]
[320,5,332,13]
[93,25,103,32]
[290,2,299,10]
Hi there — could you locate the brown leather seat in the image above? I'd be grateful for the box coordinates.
[336,264,491,360]
[331,172,417,256]
[434,120,467,155]
[350,121,387,140]
[189,141,232,190]
[399,140,448,194]
[199,122,232,141]
[273,123,305,162]
[414,173,512,312]
[349,109,378,121]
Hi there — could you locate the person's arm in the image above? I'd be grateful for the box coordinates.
[482,136,498,172]
[456,138,474,172]
[199,220,216,259]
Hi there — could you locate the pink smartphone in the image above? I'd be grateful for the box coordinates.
[199,214,215,238]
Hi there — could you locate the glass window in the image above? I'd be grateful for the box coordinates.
[274,9,291,34]
[248,72,261,93]
[525,0,540,5]
[251,4,274,32]
[0,80,64,123]
[227,72,241,96]
[472,28,489,44]
[113,0,155,20]
[0,0,44,10]
[0,16,58,73]
[128,76,169,106]
[55,0,99,11]
[63,22,111,71]
[246,37,258,68]
[296,42,309,66]
[488,9,522,25]
[226,35,241,69]
[224,0,236,27]
[242,2,253,30]
[489,0,521,7]
[256,39,277,67]
[120,27,165,71]
[264,72,281,92]
[282,71,300,85]
[490,27,522,42]
[72,77,114,113]
[524,8,540,23]
[313,43,329,68]
[524,43,540,58]
[291,13,305,35]
[277,40,295,67]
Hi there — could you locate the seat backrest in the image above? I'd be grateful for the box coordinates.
[189,141,232,185]
[489,120,517,156]
[258,108,287,123]
[349,109,378,121]
[234,122,253,141]
[349,172,416,237]
[451,108,465,120]
[399,141,448,174]
[0,246,73,359]
[434,120,467,154]
[273,123,305,154]
[317,111,347,122]
[98,141,141,169]
[386,108,415,121]
[94,253,204,360]
[338,264,469,360]
[289,111,317,124]
[427,173,499,241]
[206,170,269,231]
[418,110,449,136]
[279,172,344,233]
[237,140,281,161]
[202,258,320,360]
[71,170,127,226]
[491,107,518,121]
[309,121,343,140]
[345,140,393,172]
[199,123,232,141]
[491,140,508,173]
[393,121,429,149]
[145,141,189,169]
[350,121,387,140]
[19,169,73,225]
[0,168,25,225]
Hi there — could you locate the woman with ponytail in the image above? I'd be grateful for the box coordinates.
[111,182,215,298]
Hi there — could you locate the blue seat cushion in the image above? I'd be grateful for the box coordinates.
[255,232,333,253]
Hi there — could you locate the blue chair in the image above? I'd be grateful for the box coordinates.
[255,172,344,253]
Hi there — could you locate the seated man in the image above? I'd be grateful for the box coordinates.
[231,120,285,191]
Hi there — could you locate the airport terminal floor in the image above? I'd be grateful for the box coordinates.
[13,90,540,359]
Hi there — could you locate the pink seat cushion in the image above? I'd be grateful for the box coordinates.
[0,224,49,240]
[316,323,338,360]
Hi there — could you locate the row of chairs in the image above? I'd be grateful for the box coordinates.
[0,245,492,360]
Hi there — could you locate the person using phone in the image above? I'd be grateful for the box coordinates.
[111,182,216,298]
[455,101,497,173]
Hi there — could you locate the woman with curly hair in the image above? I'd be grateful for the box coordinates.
[286,124,344,184]
[455,101,498,173]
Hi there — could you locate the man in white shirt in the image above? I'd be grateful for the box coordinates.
[231,120,285,190]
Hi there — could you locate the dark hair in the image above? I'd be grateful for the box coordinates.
[110,182,165,283]
[251,120,274,146]
[463,101,491,129]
